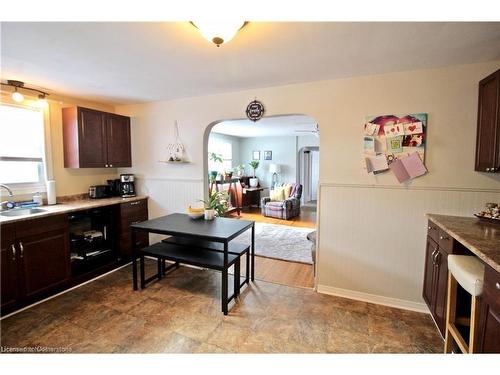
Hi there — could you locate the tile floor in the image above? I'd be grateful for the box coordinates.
[0,262,442,353]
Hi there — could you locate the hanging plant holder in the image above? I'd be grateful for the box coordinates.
[160,121,190,164]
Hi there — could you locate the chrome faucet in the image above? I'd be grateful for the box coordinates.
[1,184,15,210]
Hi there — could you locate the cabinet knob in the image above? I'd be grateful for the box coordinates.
[486,168,490,172]
[109,164,113,167]
[428,226,431,230]
[496,282,500,290]
[439,235,449,240]
[105,164,109,168]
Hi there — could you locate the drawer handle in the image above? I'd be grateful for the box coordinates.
[439,235,449,241]
[11,244,16,261]
[130,201,140,206]
[496,282,500,290]
[131,220,142,224]
[19,242,24,258]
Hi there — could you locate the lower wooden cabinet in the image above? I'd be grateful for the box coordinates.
[476,265,500,353]
[117,199,149,259]
[0,215,70,312]
[422,235,448,336]
[1,224,19,311]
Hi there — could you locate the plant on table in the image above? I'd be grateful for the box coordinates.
[249,160,259,178]
[208,152,223,181]
[200,190,229,217]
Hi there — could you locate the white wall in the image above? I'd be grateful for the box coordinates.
[117,60,500,310]
[297,134,319,149]
[239,136,297,188]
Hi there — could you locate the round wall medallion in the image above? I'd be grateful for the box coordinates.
[246,100,265,122]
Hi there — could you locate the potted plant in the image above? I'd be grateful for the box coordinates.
[200,190,229,220]
[208,152,223,181]
[224,168,234,180]
[248,160,260,187]
[234,164,245,177]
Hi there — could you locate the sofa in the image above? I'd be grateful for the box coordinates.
[261,183,302,220]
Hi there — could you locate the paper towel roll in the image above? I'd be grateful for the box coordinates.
[46,180,56,205]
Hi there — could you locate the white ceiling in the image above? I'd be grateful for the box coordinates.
[212,115,317,137]
[2,22,500,105]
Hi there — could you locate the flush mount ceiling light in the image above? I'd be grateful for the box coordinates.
[1,80,50,107]
[191,21,247,47]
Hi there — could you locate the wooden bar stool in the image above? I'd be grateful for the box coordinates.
[445,255,485,354]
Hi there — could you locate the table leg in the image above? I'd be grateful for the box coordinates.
[132,229,138,291]
[246,249,250,284]
[251,223,255,281]
[140,253,145,289]
[234,258,241,297]
[222,242,229,315]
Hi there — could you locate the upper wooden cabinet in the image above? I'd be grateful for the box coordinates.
[475,69,500,173]
[62,107,131,168]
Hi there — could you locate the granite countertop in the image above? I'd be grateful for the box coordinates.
[0,195,148,225]
[426,214,500,273]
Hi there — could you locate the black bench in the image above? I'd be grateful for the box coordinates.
[139,239,250,308]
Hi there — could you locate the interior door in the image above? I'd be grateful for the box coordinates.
[19,229,70,299]
[78,107,108,167]
[1,224,19,310]
[106,114,132,167]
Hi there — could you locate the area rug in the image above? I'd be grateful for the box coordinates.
[235,222,314,264]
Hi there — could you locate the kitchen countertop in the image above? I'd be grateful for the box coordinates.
[426,214,500,273]
[0,195,148,225]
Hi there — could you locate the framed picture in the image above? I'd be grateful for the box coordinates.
[252,151,260,160]
[264,150,272,160]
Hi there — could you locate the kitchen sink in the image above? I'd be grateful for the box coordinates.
[0,208,47,217]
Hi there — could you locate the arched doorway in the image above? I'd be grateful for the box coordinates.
[202,114,319,289]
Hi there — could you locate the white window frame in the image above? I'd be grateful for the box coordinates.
[0,95,53,197]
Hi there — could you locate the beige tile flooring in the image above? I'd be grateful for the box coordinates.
[0,261,442,353]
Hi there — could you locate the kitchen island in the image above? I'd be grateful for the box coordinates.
[424,214,500,353]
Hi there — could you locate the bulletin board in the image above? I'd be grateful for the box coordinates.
[363,113,428,183]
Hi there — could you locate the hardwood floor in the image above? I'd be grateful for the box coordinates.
[229,206,316,289]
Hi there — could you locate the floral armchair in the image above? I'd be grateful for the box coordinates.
[261,183,302,220]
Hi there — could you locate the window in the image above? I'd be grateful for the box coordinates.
[0,104,46,188]
[208,136,232,173]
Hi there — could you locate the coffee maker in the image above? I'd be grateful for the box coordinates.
[120,174,136,198]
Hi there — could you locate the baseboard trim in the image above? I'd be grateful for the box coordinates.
[317,284,429,314]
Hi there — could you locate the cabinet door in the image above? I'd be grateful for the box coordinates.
[1,224,19,311]
[18,228,70,300]
[106,114,131,167]
[78,107,108,167]
[118,200,148,259]
[433,247,449,337]
[475,70,499,172]
[422,236,438,308]
[478,302,500,353]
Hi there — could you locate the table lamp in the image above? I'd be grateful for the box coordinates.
[269,163,281,188]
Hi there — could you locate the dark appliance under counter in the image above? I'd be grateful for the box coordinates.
[69,206,118,277]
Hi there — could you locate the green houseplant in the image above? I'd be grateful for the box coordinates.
[208,152,223,181]
[200,190,229,218]
[248,160,260,187]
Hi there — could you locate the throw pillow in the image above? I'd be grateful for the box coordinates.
[270,187,285,202]
[283,184,292,199]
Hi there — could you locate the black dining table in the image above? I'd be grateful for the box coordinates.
[130,213,255,313]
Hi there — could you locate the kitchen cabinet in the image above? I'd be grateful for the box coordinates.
[422,227,449,337]
[0,215,70,312]
[1,224,19,311]
[117,198,149,259]
[475,68,500,172]
[476,265,500,353]
[62,107,131,168]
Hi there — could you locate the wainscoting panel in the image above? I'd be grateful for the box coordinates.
[135,177,204,243]
[316,184,500,307]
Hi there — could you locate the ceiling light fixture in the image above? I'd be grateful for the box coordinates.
[191,21,247,47]
[1,80,50,107]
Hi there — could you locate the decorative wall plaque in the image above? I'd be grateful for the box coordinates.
[246,100,265,122]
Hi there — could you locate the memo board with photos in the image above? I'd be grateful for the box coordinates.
[363,113,428,182]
